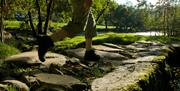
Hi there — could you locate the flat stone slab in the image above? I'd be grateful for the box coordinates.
[34,73,86,90]
[66,48,128,61]
[5,51,67,67]
[91,55,165,91]
[93,45,123,52]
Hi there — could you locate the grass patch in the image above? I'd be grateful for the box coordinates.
[0,43,20,59]
[49,22,67,29]
[6,84,18,91]
[54,36,85,52]
[53,32,180,52]
[53,32,146,52]
[5,20,115,30]
[5,20,21,29]
[145,36,180,44]
[96,25,116,29]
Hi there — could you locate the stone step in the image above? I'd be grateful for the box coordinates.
[91,56,166,91]
[4,51,67,68]
[34,73,87,91]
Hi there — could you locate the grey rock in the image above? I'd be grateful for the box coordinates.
[0,84,7,91]
[94,45,123,52]
[4,51,41,67]
[42,53,67,68]
[66,48,128,61]
[21,75,38,85]
[65,48,85,60]
[102,43,124,49]
[4,51,67,68]
[35,85,66,91]
[2,80,30,91]
[34,73,87,90]
[91,63,158,91]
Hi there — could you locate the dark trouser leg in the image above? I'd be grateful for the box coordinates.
[38,35,54,62]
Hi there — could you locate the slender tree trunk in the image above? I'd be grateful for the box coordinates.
[36,0,43,35]
[105,17,108,31]
[28,11,37,37]
[44,0,53,35]
[0,13,4,43]
[95,0,109,22]
[0,0,4,43]
[163,8,166,36]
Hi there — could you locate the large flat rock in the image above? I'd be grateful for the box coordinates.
[91,56,166,91]
[5,51,67,67]
[65,48,128,61]
[34,73,87,90]
[93,45,123,52]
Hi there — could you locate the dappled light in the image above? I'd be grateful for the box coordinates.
[0,0,180,90]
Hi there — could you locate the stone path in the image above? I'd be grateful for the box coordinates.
[0,41,175,91]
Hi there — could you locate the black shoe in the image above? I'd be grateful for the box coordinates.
[37,35,54,62]
[84,49,100,61]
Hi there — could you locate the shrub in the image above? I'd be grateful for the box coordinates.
[0,43,20,59]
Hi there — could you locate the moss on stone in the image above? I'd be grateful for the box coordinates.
[152,56,166,63]
[121,83,142,91]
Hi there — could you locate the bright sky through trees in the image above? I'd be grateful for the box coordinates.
[116,0,158,5]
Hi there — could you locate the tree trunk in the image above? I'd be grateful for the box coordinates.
[36,0,43,35]
[28,11,37,37]
[0,0,4,43]
[0,13,4,43]
[105,17,108,31]
[44,0,53,35]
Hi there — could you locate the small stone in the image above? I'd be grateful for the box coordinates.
[2,80,29,91]
[34,73,87,90]
[102,43,124,49]
[21,75,38,85]
[0,84,7,91]
[42,53,67,68]
[93,45,122,52]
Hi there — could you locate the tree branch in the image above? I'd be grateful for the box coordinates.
[36,0,43,35]
[44,0,53,35]
[28,11,37,37]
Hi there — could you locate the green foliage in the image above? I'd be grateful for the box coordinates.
[110,5,144,31]
[5,20,114,30]
[0,43,20,59]
[92,0,118,24]
[15,68,33,73]
[122,83,142,91]
[6,85,18,91]
[96,25,115,29]
[5,20,21,29]
[145,36,180,44]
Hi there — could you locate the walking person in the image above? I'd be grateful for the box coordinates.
[38,0,100,62]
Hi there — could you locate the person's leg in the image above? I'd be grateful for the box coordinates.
[38,0,95,62]
[84,11,100,61]
[38,35,54,62]
[38,23,83,62]
[85,38,92,51]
